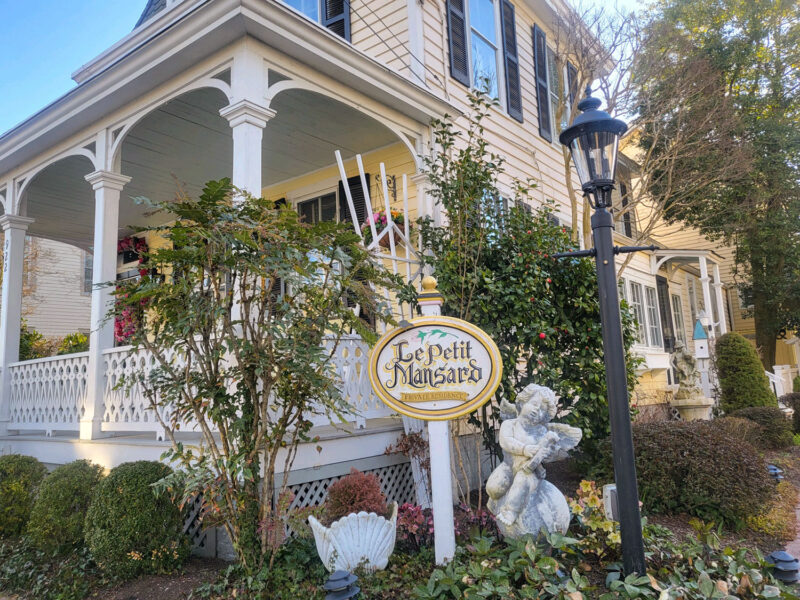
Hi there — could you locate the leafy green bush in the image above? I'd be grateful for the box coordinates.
[780,392,800,432]
[84,461,189,579]
[0,538,100,600]
[713,416,767,449]
[733,406,794,449]
[714,332,776,412]
[0,454,47,538]
[27,460,104,553]
[594,420,774,525]
[57,332,89,355]
[794,375,800,393]
[18,322,50,361]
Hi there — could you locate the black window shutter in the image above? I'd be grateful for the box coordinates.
[656,275,676,353]
[274,197,287,209]
[339,174,371,226]
[500,1,523,122]
[620,182,632,237]
[446,0,470,87]
[532,24,551,142]
[323,0,350,41]
[566,61,578,108]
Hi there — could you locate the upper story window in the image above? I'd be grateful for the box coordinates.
[533,26,577,143]
[281,0,351,41]
[447,0,523,122]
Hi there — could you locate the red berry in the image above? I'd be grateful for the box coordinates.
[530,297,535,302]
[546,278,552,284]
[539,332,546,339]
[527,230,531,234]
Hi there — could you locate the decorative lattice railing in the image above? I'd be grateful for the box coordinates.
[7,335,392,435]
[7,352,90,434]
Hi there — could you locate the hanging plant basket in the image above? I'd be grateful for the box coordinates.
[118,236,149,265]
[362,210,410,249]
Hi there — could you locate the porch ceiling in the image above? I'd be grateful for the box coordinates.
[21,87,401,248]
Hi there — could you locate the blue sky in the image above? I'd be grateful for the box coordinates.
[0,0,143,134]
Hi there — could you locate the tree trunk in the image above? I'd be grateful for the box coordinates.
[752,296,777,371]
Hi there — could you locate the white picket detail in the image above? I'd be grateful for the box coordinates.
[7,352,89,433]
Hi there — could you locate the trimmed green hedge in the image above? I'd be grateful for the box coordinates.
[0,454,48,538]
[84,461,189,579]
[779,392,800,433]
[732,406,794,449]
[27,460,104,553]
[595,420,774,526]
[714,332,776,413]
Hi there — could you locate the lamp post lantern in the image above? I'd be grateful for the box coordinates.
[557,86,647,575]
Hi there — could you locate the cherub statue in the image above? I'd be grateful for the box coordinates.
[486,384,582,538]
[672,342,704,400]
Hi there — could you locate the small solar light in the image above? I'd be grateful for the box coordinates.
[767,551,800,584]
[323,570,360,600]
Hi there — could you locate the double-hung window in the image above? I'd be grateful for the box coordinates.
[625,280,663,349]
[298,192,338,224]
[446,0,523,121]
[532,26,578,142]
[281,0,350,40]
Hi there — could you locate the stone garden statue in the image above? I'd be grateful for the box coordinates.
[672,342,704,400]
[486,384,582,538]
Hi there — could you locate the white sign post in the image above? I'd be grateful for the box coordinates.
[368,276,502,565]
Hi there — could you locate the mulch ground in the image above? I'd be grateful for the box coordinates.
[89,558,227,600]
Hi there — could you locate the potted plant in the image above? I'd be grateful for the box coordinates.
[361,210,409,249]
[309,468,397,572]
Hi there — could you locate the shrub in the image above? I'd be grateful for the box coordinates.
[747,481,798,541]
[18,322,52,360]
[794,375,800,393]
[779,392,800,432]
[732,406,794,449]
[594,420,774,526]
[714,332,776,412]
[57,332,89,355]
[0,538,100,600]
[27,460,104,553]
[84,461,189,579]
[713,416,767,449]
[324,468,388,525]
[0,454,47,538]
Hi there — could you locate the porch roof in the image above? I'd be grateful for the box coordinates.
[0,0,457,177]
[650,248,726,276]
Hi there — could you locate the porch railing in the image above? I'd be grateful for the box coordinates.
[7,352,89,434]
[6,336,392,435]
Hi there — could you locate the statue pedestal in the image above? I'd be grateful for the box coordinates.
[671,395,714,420]
[487,480,570,539]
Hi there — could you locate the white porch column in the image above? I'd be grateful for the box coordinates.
[698,257,715,339]
[220,101,275,197]
[712,263,728,335]
[81,171,130,440]
[0,215,34,435]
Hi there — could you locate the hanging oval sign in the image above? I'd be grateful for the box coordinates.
[368,316,503,421]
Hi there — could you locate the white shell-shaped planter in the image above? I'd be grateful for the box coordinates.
[309,502,398,573]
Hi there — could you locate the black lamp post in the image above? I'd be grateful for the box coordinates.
[557,86,647,575]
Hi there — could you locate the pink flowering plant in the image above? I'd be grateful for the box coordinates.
[396,502,498,554]
[361,209,409,247]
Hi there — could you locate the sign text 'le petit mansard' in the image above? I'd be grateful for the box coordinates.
[369,316,502,421]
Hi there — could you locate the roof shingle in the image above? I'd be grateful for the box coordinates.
[135,0,167,28]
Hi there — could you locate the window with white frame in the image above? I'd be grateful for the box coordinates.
[628,282,648,346]
[468,0,503,100]
[671,293,687,347]
[644,286,663,348]
[546,48,566,134]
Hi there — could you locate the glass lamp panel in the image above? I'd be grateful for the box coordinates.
[570,130,620,186]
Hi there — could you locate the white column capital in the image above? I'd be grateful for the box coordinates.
[85,170,131,192]
[410,172,431,187]
[220,100,276,129]
[0,215,34,232]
